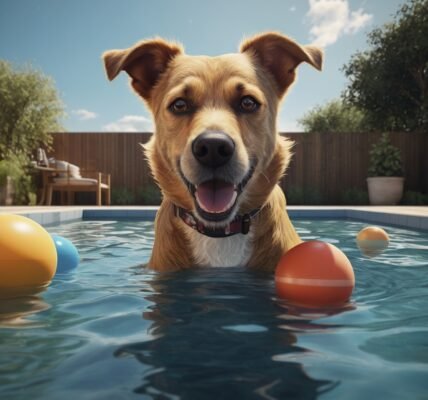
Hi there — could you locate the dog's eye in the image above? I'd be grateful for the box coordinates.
[239,96,260,113]
[169,98,191,114]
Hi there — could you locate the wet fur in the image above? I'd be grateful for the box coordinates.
[103,32,322,272]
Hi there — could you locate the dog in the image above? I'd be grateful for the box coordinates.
[103,32,322,272]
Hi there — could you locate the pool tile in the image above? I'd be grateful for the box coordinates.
[360,212,377,222]
[82,207,159,220]
[420,217,428,231]
[395,215,409,228]
[288,210,302,218]
[346,210,366,222]
[388,214,402,227]
[25,213,43,225]
[126,209,158,219]
[42,213,53,225]
[406,215,425,230]
[83,210,123,219]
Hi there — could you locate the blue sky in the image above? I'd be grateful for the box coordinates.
[0,0,404,132]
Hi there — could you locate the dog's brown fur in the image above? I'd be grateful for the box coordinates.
[103,32,322,272]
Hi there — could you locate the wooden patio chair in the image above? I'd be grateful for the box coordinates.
[45,161,111,206]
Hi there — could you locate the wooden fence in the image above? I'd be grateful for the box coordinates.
[51,132,427,204]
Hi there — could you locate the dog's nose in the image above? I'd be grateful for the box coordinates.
[192,131,235,168]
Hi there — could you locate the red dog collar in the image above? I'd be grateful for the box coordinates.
[174,205,261,238]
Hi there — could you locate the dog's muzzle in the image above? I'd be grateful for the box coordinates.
[178,130,255,223]
[188,131,239,220]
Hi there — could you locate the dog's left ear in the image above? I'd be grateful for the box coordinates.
[102,38,183,102]
[240,32,323,97]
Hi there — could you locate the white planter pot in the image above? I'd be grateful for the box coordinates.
[367,177,404,205]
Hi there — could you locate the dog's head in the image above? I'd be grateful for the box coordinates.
[103,32,322,227]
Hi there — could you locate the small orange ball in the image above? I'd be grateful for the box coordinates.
[275,241,355,308]
[356,226,389,257]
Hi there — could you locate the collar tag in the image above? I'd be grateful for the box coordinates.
[241,214,251,234]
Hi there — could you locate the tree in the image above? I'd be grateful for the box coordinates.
[0,60,64,159]
[298,99,368,133]
[343,0,428,132]
[0,60,64,204]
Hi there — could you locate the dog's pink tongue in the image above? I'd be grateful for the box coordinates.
[195,180,235,213]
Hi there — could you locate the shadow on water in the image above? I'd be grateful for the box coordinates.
[115,267,344,400]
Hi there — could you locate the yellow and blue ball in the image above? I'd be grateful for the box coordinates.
[51,234,79,273]
[0,214,57,289]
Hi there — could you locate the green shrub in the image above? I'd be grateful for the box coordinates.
[286,186,324,205]
[137,183,162,205]
[13,173,36,205]
[0,158,21,186]
[401,191,428,205]
[285,186,304,205]
[305,187,324,205]
[340,187,369,205]
[298,99,369,133]
[0,154,36,205]
[368,133,403,177]
[111,187,136,205]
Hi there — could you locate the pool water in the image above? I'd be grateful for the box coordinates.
[1,219,428,400]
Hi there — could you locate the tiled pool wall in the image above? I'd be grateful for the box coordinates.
[8,207,428,231]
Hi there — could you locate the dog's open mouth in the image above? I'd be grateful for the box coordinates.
[179,164,256,222]
[195,180,238,221]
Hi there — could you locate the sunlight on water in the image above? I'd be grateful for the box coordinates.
[0,218,427,400]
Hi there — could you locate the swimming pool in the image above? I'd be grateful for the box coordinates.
[0,218,427,399]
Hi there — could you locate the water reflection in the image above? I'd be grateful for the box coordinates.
[115,268,336,399]
[0,288,49,328]
[275,301,356,333]
[0,283,87,397]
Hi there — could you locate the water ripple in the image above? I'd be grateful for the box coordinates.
[0,218,427,399]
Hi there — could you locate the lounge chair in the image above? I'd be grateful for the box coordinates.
[45,160,111,206]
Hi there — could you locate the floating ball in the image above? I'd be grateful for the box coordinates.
[0,214,57,289]
[275,241,355,308]
[356,226,389,257]
[51,234,79,273]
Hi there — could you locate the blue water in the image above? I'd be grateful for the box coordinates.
[1,218,428,400]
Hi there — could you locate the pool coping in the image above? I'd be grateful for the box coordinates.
[1,206,427,231]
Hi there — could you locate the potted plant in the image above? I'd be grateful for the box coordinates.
[367,133,404,205]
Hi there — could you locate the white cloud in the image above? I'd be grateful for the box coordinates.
[345,8,373,34]
[72,109,98,120]
[103,115,154,132]
[306,0,372,47]
[290,5,296,12]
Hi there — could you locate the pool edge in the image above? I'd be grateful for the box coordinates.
[0,206,427,231]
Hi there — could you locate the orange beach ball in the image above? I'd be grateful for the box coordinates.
[356,226,389,257]
[275,241,355,308]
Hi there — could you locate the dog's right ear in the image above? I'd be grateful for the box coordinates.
[102,38,183,101]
